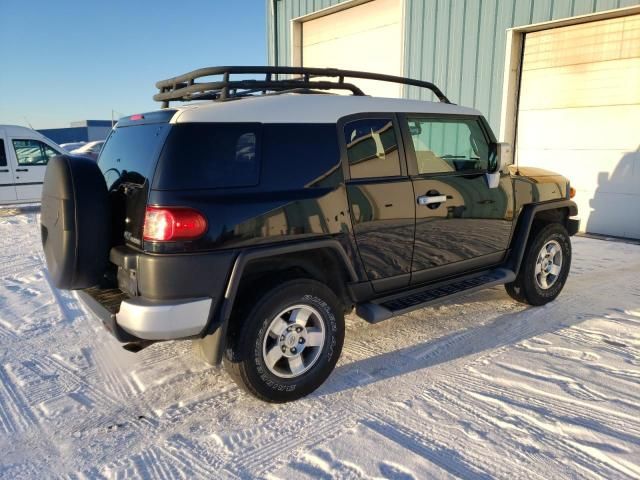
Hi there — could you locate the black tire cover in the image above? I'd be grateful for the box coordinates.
[40,155,111,289]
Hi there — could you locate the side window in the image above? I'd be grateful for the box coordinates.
[344,119,401,179]
[406,118,489,175]
[12,139,57,166]
[0,139,6,167]
[154,124,260,190]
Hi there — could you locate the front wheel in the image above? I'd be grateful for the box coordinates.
[505,223,572,306]
[224,279,345,402]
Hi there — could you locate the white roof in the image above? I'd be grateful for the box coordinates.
[171,94,481,124]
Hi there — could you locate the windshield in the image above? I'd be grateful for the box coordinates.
[98,124,170,190]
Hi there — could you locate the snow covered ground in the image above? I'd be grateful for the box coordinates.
[1,206,639,479]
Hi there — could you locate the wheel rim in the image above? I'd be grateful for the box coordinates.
[535,240,563,290]
[262,304,326,379]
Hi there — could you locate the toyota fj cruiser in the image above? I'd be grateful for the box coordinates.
[40,66,579,402]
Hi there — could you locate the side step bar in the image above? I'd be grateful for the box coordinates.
[356,268,516,324]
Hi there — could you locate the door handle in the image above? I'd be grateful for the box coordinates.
[15,168,29,172]
[417,195,447,205]
[0,169,8,173]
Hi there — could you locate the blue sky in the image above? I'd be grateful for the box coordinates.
[0,0,267,129]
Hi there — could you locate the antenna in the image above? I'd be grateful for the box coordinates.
[23,116,34,129]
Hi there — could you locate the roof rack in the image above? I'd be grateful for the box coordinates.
[154,66,451,107]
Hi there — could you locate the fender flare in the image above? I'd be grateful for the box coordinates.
[507,199,578,276]
[198,238,358,365]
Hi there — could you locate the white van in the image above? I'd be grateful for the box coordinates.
[0,125,67,204]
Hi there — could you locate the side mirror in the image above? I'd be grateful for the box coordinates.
[486,142,512,189]
[494,142,513,172]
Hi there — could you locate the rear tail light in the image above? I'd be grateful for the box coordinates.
[569,186,576,199]
[143,207,207,241]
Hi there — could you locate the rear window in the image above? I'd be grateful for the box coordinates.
[99,124,171,190]
[153,124,260,190]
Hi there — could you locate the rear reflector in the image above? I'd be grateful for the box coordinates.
[143,207,207,241]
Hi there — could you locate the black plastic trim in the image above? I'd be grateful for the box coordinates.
[206,238,358,365]
[76,290,141,343]
[567,218,580,236]
[507,200,578,275]
[1,181,43,187]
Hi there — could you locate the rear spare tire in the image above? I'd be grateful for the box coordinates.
[40,155,110,289]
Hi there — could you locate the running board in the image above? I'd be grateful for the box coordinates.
[356,268,515,324]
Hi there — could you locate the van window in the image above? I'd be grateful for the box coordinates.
[12,139,59,166]
[153,123,260,190]
[0,139,6,167]
[344,119,401,179]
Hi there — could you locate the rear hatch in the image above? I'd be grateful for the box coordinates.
[98,111,175,249]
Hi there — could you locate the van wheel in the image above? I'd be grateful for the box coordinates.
[505,223,571,306]
[224,279,344,402]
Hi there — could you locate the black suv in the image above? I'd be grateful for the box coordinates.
[40,67,579,402]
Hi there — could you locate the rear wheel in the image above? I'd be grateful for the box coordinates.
[224,279,344,402]
[505,223,571,306]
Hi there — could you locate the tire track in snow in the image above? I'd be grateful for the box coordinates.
[361,413,494,480]
[427,358,640,480]
[0,364,39,434]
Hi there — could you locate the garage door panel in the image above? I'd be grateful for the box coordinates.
[523,16,636,69]
[518,58,640,109]
[517,105,640,151]
[303,23,402,97]
[582,191,640,238]
[622,14,640,56]
[302,0,401,46]
[302,0,403,98]
[517,13,640,238]
[516,148,640,196]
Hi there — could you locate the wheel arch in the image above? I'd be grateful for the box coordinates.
[197,239,358,366]
[507,200,577,276]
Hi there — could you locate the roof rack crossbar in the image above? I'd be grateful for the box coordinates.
[154,66,451,107]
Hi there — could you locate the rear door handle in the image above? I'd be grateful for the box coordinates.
[0,169,9,173]
[15,168,29,172]
[417,195,447,205]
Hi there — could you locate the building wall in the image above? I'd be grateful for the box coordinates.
[39,120,113,145]
[267,0,640,131]
[87,126,112,141]
[38,127,89,144]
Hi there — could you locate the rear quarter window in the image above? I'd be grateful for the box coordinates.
[261,124,340,189]
[153,124,260,190]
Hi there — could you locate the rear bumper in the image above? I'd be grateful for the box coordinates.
[118,296,212,340]
[77,289,214,341]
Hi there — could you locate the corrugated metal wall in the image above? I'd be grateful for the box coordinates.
[268,0,640,131]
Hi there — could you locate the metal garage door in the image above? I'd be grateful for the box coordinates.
[301,0,403,97]
[516,14,640,239]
